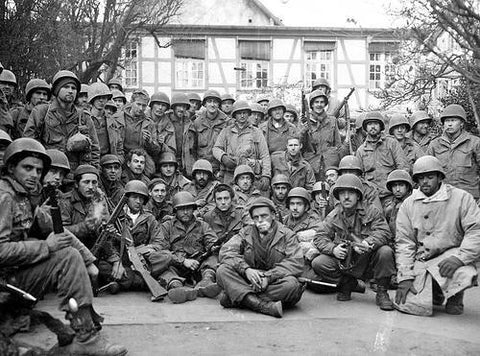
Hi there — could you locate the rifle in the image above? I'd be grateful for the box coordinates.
[319,181,328,219]
[0,277,37,302]
[338,232,370,271]
[301,87,316,155]
[44,184,63,234]
[298,277,337,289]
[345,101,353,155]
[332,87,355,119]
[123,224,167,302]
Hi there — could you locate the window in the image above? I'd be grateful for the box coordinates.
[368,42,398,90]
[239,41,270,89]
[124,40,139,88]
[304,41,335,87]
[173,40,205,89]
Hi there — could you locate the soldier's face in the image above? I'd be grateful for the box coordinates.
[160,163,176,178]
[286,138,301,156]
[338,189,359,210]
[173,104,187,119]
[92,95,109,110]
[417,173,442,197]
[270,107,284,121]
[113,98,125,109]
[236,174,252,192]
[151,102,168,117]
[109,84,122,91]
[326,170,339,186]
[150,183,166,203]
[205,98,219,114]
[414,120,430,135]
[10,157,43,192]
[57,83,77,104]
[251,206,274,234]
[43,167,66,187]
[102,163,121,181]
[250,112,263,126]
[312,97,327,114]
[284,112,295,124]
[221,100,234,114]
[215,190,232,212]
[30,90,49,106]
[194,171,210,188]
[392,124,408,140]
[272,184,289,201]
[258,101,268,111]
[77,94,88,107]
[77,173,98,199]
[189,100,201,113]
[176,206,195,223]
[127,154,145,174]
[289,197,307,218]
[391,182,409,200]
[234,110,250,125]
[366,121,381,137]
[443,117,463,135]
[127,193,145,213]
[0,83,14,97]
[131,98,148,117]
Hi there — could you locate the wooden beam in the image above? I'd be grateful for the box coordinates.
[340,38,362,109]
[210,37,229,93]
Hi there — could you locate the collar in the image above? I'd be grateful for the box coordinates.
[411,183,450,202]
[1,176,30,195]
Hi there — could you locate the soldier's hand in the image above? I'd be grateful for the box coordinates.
[438,256,464,279]
[333,244,348,260]
[142,129,152,142]
[85,216,99,232]
[183,258,200,270]
[111,261,126,280]
[259,275,269,292]
[157,134,165,144]
[221,155,236,169]
[395,279,417,305]
[353,240,372,255]
[245,268,264,291]
[86,263,99,279]
[46,231,73,252]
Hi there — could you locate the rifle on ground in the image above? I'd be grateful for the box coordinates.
[332,87,355,119]
[0,277,37,303]
[298,277,337,289]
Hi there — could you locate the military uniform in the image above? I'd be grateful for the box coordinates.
[120,168,151,187]
[145,199,173,222]
[91,111,126,164]
[98,175,125,206]
[203,206,245,246]
[271,151,315,191]
[397,136,424,171]
[260,119,298,154]
[148,113,176,172]
[10,102,32,139]
[184,180,218,215]
[161,173,191,203]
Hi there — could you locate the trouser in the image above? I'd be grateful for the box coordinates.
[97,260,146,291]
[159,255,219,287]
[12,247,93,311]
[216,263,304,308]
[311,245,396,283]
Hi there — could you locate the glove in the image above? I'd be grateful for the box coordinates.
[395,279,417,305]
[438,256,464,279]
[221,155,236,169]
[258,176,270,191]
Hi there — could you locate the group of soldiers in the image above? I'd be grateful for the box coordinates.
[1,64,480,356]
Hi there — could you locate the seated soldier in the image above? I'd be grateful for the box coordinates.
[145,178,173,222]
[0,138,125,355]
[156,151,190,202]
[40,149,71,207]
[325,166,339,188]
[184,159,218,215]
[395,156,480,316]
[384,169,413,236]
[121,148,150,186]
[0,129,12,170]
[270,173,291,223]
[271,135,315,191]
[311,174,396,311]
[98,154,124,205]
[216,197,304,318]
[311,181,332,220]
[233,164,261,209]
[151,192,221,304]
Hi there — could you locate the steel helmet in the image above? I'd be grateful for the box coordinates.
[46,149,70,173]
[171,93,190,108]
[386,169,413,191]
[234,164,254,182]
[105,100,117,112]
[221,93,235,103]
[111,89,126,103]
[88,82,112,103]
[107,78,124,92]
[79,84,89,95]
[192,159,213,175]
[25,79,51,102]
[73,164,98,180]
[267,99,286,114]
[362,111,385,131]
[0,69,17,87]
[0,129,12,146]
[202,89,222,105]
[172,191,197,210]
[440,104,467,123]
[286,187,311,207]
[332,173,364,200]
[312,181,331,198]
[309,89,329,108]
[250,103,265,115]
[256,95,269,104]
[187,93,202,102]
[125,180,149,203]
[410,110,431,127]
[388,113,411,134]
[312,78,331,91]
[338,155,363,174]
[231,100,251,116]
[51,70,81,97]
[271,173,291,188]
[158,151,178,167]
[285,104,298,118]
[248,196,276,216]
[412,155,445,182]
[150,92,170,109]
[3,138,51,169]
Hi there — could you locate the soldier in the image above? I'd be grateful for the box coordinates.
[168,93,191,175]
[384,169,413,236]
[184,159,218,215]
[111,89,127,111]
[11,78,51,139]
[0,138,126,355]
[232,165,262,209]
[156,151,190,202]
[98,154,125,205]
[249,103,265,127]
[388,113,423,169]
[270,174,291,223]
[213,100,271,187]
[152,191,220,304]
[355,111,409,201]
[216,197,304,318]
[301,90,344,179]
[0,69,14,136]
[284,104,300,126]
[256,96,269,114]
[0,129,12,170]
[76,84,90,111]
[395,156,480,316]
[220,93,235,118]
[311,78,343,118]
[350,114,366,153]
[427,104,480,201]
[187,93,202,120]
[88,82,125,163]
[408,110,435,153]
[43,149,70,193]
[0,69,17,108]
[311,181,332,220]
[145,178,173,222]
[260,99,297,154]
[107,78,123,93]
[325,166,339,188]
[121,148,151,186]
[311,174,395,310]
[24,70,101,171]
[271,135,315,191]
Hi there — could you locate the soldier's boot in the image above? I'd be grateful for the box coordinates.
[219,291,235,309]
[336,275,356,301]
[353,279,366,294]
[195,269,221,298]
[375,278,394,311]
[241,293,283,318]
[167,279,198,304]
[445,291,464,315]
[65,305,127,356]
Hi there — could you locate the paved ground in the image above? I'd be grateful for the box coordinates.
[20,285,480,355]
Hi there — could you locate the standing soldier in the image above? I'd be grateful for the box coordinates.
[270,174,291,223]
[311,78,344,118]
[0,69,17,108]
[76,84,90,111]
[43,149,71,193]
[184,159,218,215]
[0,69,14,135]
[213,100,271,188]
[98,154,125,205]
[168,93,191,175]
[156,151,190,202]
[388,113,423,169]
[121,148,151,186]
[284,104,300,127]
[256,96,270,115]
[260,99,297,154]
[24,70,101,170]
[107,78,124,93]
[408,110,436,153]
[216,197,305,318]
[187,93,202,121]
[220,93,235,118]
[11,78,51,139]
[249,103,265,127]
[111,89,127,111]
[427,104,480,201]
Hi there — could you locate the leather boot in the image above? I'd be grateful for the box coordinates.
[195,269,221,298]
[167,280,198,304]
[445,291,464,315]
[353,279,366,294]
[241,293,283,318]
[337,275,356,301]
[65,304,127,356]
[375,278,394,311]
[219,291,235,308]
